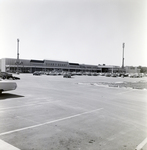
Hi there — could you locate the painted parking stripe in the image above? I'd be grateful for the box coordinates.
[0,108,103,136]
[135,137,147,150]
[0,100,60,112]
[0,139,20,150]
[116,89,133,95]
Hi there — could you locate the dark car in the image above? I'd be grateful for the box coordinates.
[0,72,12,79]
[111,73,117,77]
[105,73,111,77]
[33,71,41,75]
[63,73,71,78]
[0,72,20,80]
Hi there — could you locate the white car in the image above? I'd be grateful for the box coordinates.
[0,79,17,94]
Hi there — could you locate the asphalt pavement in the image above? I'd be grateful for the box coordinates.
[0,74,147,150]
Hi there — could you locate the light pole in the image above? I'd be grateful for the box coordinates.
[17,39,19,73]
[122,43,125,69]
[15,38,21,73]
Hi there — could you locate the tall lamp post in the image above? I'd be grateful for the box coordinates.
[17,39,19,73]
[16,38,20,73]
[15,38,22,73]
[122,43,125,69]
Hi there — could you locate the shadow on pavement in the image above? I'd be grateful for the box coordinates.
[0,93,24,100]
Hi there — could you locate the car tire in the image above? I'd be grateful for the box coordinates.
[2,76,6,79]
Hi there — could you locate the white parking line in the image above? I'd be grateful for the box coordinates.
[0,139,20,150]
[0,108,103,136]
[116,89,133,95]
[135,137,147,150]
[0,104,36,111]
[0,100,60,112]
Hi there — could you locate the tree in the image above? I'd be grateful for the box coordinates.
[138,66,147,73]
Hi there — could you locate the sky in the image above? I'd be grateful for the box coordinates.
[0,0,147,66]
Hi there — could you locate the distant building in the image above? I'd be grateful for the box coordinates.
[0,58,121,73]
[125,66,140,73]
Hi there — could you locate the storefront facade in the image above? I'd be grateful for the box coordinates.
[0,58,121,73]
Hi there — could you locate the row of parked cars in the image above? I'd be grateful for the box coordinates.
[33,71,146,78]
[103,73,145,78]
[33,71,100,76]
[0,72,19,94]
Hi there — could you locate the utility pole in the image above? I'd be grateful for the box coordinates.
[122,43,125,69]
[16,38,20,73]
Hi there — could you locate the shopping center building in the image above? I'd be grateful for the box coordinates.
[0,58,121,73]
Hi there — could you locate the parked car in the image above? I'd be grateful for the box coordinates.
[0,79,17,94]
[105,73,111,77]
[0,72,13,79]
[63,73,71,78]
[33,71,41,75]
[0,72,20,80]
[129,73,142,78]
[92,73,98,76]
[111,73,117,77]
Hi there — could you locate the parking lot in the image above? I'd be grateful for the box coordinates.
[0,74,147,150]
